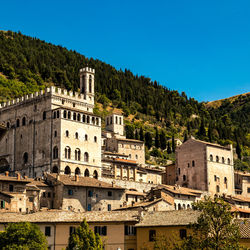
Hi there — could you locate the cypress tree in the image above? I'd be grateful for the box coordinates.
[160,130,167,150]
[172,135,176,153]
[167,141,172,154]
[145,132,152,149]
[155,127,160,148]
[139,127,144,141]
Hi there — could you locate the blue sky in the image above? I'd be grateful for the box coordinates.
[0,0,250,102]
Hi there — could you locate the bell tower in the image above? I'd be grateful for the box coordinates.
[79,67,95,105]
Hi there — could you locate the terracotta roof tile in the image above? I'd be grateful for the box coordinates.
[237,220,250,238]
[160,185,203,196]
[0,175,30,183]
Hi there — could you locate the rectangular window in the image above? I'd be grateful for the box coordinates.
[9,185,13,192]
[88,190,93,197]
[1,200,5,208]
[69,226,76,235]
[29,197,34,202]
[47,192,51,198]
[108,191,112,197]
[43,192,46,198]
[68,190,73,196]
[180,229,187,239]
[45,226,51,237]
[108,204,111,211]
[248,188,250,193]
[125,225,136,236]
[149,230,156,242]
[87,204,91,211]
[94,226,107,236]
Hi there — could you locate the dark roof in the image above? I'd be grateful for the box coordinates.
[49,174,124,190]
[237,220,250,239]
[117,138,144,143]
[0,175,31,183]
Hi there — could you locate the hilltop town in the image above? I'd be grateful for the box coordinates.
[0,67,249,249]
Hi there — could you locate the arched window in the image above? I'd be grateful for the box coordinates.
[64,166,71,175]
[22,117,26,126]
[216,185,220,193]
[192,160,195,167]
[93,170,98,179]
[65,147,71,159]
[82,115,86,123]
[52,165,59,173]
[57,110,60,118]
[63,110,67,119]
[178,204,181,210]
[222,157,225,164]
[183,175,186,181]
[87,116,90,123]
[54,112,57,119]
[119,117,122,125]
[92,117,95,124]
[84,169,89,177]
[106,117,109,125]
[110,117,113,124]
[174,203,176,210]
[96,118,99,126]
[115,116,118,124]
[54,131,57,137]
[210,154,213,161]
[23,152,28,164]
[85,134,88,141]
[228,158,230,165]
[183,204,186,209]
[66,130,69,137]
[224,177,228,188]
[16,119,20,128]
[75,148,81,161]
[73,112,76,120]
[68,111,71,119]
[53,146,58,159]
[216,156,219,162]
[84,152,89,162]
[94,136,97,143]
[187,204,190,209]
[89,75,92,93]
[77,113,80,121]
[75,132,79,139]
[43,111,46,120]
[75,167,81,175]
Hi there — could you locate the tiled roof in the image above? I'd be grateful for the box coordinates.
[103,151,128,157]
[136,210,200,227]
[230,195,250,203]
[234,171,250,177]
[117,138,144,143]
[0,191,14,198]
[0,210,139,223]
[160,192,175,205]
[0,175,31,183]
[237,220,250,238]
[160,185,203,196]
[125,190,146,196]
[187,138,231,150]
[231,206,250,214]
[27,179,50,187]
[49,174,124,190]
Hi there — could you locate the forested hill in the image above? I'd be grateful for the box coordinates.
[0,30,249,169]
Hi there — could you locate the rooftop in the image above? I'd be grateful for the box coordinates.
[0,210,139,223]
[159,184,203,196]
[49,174,124,190]
[136,210,200,227]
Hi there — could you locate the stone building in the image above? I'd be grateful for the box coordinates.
[46,174,125,212]
[0,67,102,178]
[234,171,250,197]
[176,137,234,196]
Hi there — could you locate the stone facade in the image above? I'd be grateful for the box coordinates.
[0,67,101,178]
[176,138,234,196]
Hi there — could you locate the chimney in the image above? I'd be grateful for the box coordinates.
[75,175,79,182]
[17,173,21,180]
[24,176,28,179]
[5,171,9,177]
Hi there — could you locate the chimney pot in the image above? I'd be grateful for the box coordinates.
[5,171,9,177]
[17,173,21,180]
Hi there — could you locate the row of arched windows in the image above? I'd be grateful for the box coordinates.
[210,154,231,165]
[106,116,122,126]
[64,147,89,162]
[62,110,99,126]
[59,166,98,179]
[174,203,191,210]
[65,130,97,142]
[15,117,27,128]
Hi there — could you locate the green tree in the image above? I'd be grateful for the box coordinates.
[167,141,172,154]
[145,132,153,149]
[155,127,160,148]
[67,219,103,250]
[0,222,47,249]
[172,136,175,153]
[179,196,241,250]
[236,140,242,160]
[135,129,139,140]
[160,130,167,150]
[139,127,144,141]
[125,124,134,139]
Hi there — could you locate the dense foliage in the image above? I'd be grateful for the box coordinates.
[66,219,103,250]
[177,197,241,250]
[0,222,48,249]
[0,30,249,169]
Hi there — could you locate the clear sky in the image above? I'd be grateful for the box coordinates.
[0,0,249,102]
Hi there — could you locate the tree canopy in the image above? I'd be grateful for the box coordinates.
[66,219,103,250]
[0,222,48,250]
